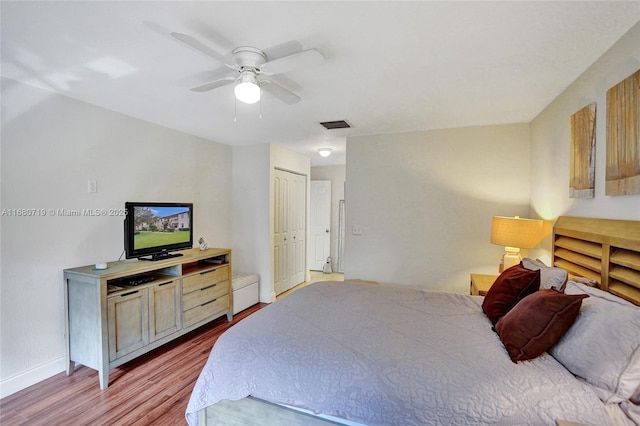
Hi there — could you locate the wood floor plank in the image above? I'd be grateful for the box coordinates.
[0,304,265,425]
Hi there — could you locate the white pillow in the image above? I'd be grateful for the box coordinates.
[521,258,568,291]
[621,400,640,426]
[549,281,640,403]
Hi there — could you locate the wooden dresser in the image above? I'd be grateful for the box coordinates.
[64,248,232,389]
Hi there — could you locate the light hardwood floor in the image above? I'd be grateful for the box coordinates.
[0,272,343,425]
[0,303,265,426]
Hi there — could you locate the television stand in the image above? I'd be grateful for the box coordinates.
[140,252,184,261]
[64,247,232,390]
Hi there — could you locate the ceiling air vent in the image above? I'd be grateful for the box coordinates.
[319,120,351,130]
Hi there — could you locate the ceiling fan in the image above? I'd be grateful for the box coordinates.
[171,32,324,105]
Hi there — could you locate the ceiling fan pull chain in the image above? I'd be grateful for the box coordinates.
[234,96,238,123]
[259,90,263,119]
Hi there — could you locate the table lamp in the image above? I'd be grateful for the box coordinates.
[490,216,543,272]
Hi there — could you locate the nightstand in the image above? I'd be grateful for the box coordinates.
[470,274,499,296]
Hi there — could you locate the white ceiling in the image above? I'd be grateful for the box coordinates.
[2,1,639,166]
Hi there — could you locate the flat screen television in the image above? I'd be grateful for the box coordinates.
[124,202,193,260]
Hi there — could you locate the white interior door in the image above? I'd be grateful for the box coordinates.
[310,180,331,270]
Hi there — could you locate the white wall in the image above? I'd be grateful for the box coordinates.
[231,144,271,301]
[310,165,346,272]
[231,144,311,303]
[345,124,531,292]
[529,21,640,259]
[0,78,232,397]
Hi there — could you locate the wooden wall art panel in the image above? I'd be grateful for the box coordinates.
[570,103,597,198]
[606,69,640,196]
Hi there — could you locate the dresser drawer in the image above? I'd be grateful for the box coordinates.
[183,294,230,328]
[182,280,229,311]
[182,266,229,294]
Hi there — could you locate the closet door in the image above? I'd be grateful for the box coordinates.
[274,169,307,295]
[274,169,290,295]
[290,173,306,286]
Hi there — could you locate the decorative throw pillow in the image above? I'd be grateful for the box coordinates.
[549,281,640,403]
[495,289,588,362]
[521,258,568,292]
[482,263,540,324]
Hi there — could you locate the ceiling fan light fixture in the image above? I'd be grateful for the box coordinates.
[234,72,261,104]
[318,148,332,157]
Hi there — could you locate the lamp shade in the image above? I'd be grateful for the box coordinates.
[234,72,261,104]
[490,216,543,249]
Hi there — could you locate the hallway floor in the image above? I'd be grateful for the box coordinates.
[277,271,344,299]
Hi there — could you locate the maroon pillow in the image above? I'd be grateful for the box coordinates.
[482,263,540,324]
[495,289,588,362]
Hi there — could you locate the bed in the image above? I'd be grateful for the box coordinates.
[185,216,640,426]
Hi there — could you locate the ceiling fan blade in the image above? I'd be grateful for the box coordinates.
[261,80,301,104]
[190,76,236,92]
[171,32,229,64]
[260,49,324,76]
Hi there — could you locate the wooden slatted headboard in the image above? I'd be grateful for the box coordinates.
[553,216,640,305]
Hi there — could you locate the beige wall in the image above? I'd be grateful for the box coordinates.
[343,22,640,293]
[231,144,271,299]
[1,78,232,397]
[529,21,640,260]
[345,124,531,293]
[232,144,311,303]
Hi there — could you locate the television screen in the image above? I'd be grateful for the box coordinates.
[124,202,193,260]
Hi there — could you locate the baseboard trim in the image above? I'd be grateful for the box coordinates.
[0,356,66,399]
[260,291,276,303]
